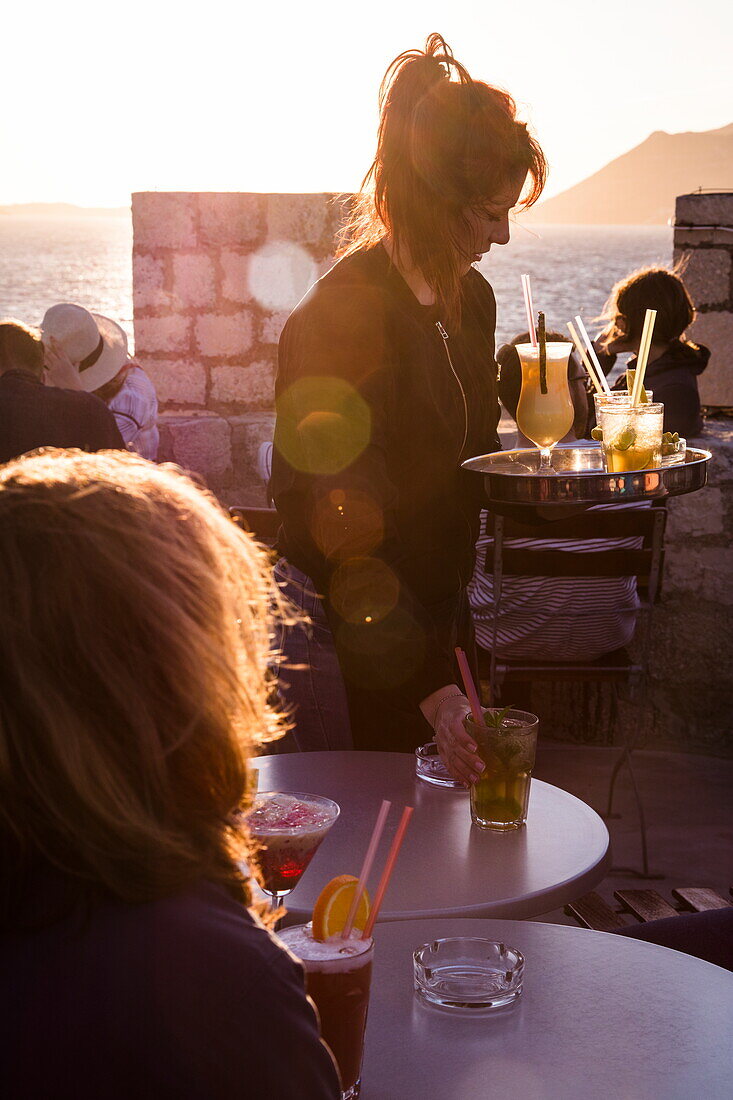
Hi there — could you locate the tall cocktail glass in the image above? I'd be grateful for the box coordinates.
[247,791,340,913]
[279,923,373,1099]
[515,341,574,469]
[598,401,664,473]
[465,709,539,830]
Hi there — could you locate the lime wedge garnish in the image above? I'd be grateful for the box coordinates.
[614,428,636,451]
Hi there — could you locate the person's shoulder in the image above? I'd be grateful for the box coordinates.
[289,246,391,320]
[464,266,496,303]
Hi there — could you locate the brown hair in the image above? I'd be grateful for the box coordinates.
[600,266,696,348]
[0,319,45,376]
[339,33,546,325]
[0,450,285,919]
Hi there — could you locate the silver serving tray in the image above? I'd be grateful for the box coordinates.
[462,446,711,505]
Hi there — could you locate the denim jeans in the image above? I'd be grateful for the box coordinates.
[271,559,353,753]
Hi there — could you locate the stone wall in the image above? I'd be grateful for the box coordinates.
[132,192,348,503]
[674,192,733,408]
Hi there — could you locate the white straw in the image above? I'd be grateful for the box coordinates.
[521,274,538,347]
[574,315,612,395]
[567,321,604,395]
[342,799,391,938]
[631,309,657,406]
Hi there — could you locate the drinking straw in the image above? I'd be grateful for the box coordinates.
[455,646,484,725]
[538,310,548,394]
[342,799,391,938]
[573,315,612,395]
[362,805,414,938]
[631,309,657,406]
[567,321,605,395]
[521,274,538,347]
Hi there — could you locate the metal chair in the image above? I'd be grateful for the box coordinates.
[476,504,668,876]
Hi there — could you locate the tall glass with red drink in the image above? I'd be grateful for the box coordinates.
[279,924,373,1099]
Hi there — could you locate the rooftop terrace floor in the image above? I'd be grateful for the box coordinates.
[532,744,732,926]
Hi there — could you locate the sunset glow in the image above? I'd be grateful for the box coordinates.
[3,0,731,207]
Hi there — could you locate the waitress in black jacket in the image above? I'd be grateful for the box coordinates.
[272,34,546,783]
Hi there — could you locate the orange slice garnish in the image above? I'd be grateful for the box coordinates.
[311,874,370,941]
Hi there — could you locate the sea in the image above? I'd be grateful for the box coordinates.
[0,214,672,353]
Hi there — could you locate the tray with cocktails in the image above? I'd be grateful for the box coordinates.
[463,282,711,506]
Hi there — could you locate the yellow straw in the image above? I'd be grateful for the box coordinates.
[567,321,604,395]
[631,309,657,406]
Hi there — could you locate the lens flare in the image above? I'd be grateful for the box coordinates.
[334,606,427,691]
[276,376,371,475]
[329,557,400,625]
[248,240,318,312]
[310,489,384,561]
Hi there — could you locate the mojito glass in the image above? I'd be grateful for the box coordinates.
[598,401,664,473]
[465,710,539,830]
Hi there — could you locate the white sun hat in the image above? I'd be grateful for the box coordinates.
[41,303,129,392]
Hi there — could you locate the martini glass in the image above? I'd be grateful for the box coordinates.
[247,791,340,914]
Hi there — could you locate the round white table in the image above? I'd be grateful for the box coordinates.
[360,918,733,1099]
[255,752,609,921]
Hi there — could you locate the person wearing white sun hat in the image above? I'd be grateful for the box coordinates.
[42,304,159,461]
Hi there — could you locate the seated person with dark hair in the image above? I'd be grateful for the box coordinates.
[595,266,709,438]
[0,319,123,463]
[468,332,643,664]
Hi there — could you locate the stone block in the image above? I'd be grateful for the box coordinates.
[673,228,733,248]
[248,241,318,312]
[665,547,733,605]
[132,254,169,312]
[142,359,207,406]
[198,193,264,247]
[230,412,276,494]
[195,311,253,358]
[676,193,733,228]
[158,413,231,483]
[687,312,733,406]
[267,193,330,249]
[172,253,216,308]
[666,487,724,538]
[134,315,190,356]
[209,360,275,408]
[132,193,197,250]
[221,250,254,304]
[674,248,731,308]
[260,310,290,345]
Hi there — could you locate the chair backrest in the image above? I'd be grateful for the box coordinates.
[487,505,667,605]
[229,507,280,545]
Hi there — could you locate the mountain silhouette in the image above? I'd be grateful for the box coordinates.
[529,123,733,225]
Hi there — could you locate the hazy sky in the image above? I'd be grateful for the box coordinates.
[3,0,731,206]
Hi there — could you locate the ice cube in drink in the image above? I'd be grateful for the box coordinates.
[247,792,339,895]
[465,710,539,830]
[279,923,373,1099]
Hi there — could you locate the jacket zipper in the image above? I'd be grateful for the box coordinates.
[435,321,468,459]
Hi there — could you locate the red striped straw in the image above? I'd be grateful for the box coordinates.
[362,806,413,939]
[455,646,484,724]
[521,274,538,347]
[341,799,391,939]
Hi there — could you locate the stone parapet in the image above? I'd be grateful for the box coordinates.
[674,192,733,407]
[132,192,349,418]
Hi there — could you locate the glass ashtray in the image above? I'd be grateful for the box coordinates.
[413,937,524,1011]
[415,743,464,789]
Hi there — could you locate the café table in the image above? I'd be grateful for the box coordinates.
[360,917,733,1099]
[255,751,609,921]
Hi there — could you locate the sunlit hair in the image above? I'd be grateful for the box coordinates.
[599,265,696,348]
[0,449,286,918]
[0,319,44,376]
[339,33,547,325]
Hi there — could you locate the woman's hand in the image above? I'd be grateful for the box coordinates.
[44,337,83,390]
[432,694,485,787]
